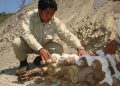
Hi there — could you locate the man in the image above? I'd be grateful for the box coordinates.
[12,0,86,70]
[104,18,120,71]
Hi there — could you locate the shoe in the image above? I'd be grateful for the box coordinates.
[20,58,29,70]
[16,59,29,76]
[33,56,42,66]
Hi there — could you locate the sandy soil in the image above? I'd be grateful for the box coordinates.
[0,0,120,86]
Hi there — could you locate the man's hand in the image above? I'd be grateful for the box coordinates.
[77,49,87,56]
[104,40,118,54]
[77,49,96,56]
[39,48,51,61]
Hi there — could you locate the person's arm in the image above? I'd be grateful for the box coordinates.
[115,18,120,44]
[55,17,86,55]
[21,13,43,51]
[104,18,120,54]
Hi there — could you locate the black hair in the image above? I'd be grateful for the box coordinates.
[38,0,57,11]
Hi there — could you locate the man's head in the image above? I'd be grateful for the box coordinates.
[38,0,57,23]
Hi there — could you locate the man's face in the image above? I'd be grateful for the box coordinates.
[39,8,56,23]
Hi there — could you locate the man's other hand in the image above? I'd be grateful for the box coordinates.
[39,48,51,61]
[78,49,87,56]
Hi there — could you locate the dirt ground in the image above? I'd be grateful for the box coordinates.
[0,0,120,86]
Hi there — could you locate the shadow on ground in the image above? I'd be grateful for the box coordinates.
[0,66,18,76]
[0,62,35,76]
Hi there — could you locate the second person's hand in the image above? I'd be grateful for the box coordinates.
[104,40,118,54]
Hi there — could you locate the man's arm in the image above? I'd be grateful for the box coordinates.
[21,14,43,51]
[104,18,120,54]
[55,17,86,55]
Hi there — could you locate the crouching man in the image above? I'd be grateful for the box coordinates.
[12,0,86,70]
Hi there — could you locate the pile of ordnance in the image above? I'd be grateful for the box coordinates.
[16,53,120,86]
